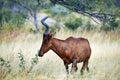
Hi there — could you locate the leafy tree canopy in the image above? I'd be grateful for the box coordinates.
[50,0,120,23]
[0,0,51,31]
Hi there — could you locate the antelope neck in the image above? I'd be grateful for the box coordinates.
[51,38,63,57]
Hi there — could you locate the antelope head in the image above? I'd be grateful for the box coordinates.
[38,16,53,57]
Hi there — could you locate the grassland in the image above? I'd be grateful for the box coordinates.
[0,28,120,80]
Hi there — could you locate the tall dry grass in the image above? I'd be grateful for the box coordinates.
[0,28,120,80]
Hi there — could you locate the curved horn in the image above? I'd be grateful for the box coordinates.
[41,16,49,34]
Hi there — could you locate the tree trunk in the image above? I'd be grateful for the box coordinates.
[33,12,39,32]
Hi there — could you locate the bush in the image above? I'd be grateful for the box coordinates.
[18,52,26,72]
[101,18,119,32]
[0,7,26,30]
[100,17,119,32]
[65,15,82,30]
[18,51,39,73]
[83,21,95,31]
[0,57,11,73]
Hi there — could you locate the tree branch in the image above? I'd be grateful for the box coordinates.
[50,0,117,23]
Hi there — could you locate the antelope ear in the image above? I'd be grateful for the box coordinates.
[49,32,53,37]
[50,31,56,37]
[46,32,52,40]
[53,31,56,37]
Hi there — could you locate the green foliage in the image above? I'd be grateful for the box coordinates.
[101,17,119,31]
[0,57,11,73]
[0,0,119,32]
[18,51,39,73]
[50,0,120,27]
[9,14,26,27]
[0,0,27,29]
[0,51,39,74]
[83,21,95,31]
[1,15,25,31]
[109,17,119,30]
[0,0,51,31]
[18,52,26,72]
[64,14,96,31]
[29,54,39,72]
[65,14,82,30]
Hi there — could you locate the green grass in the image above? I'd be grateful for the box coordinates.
[0,28,120,80]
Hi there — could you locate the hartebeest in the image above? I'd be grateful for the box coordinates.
[38,16,91,74]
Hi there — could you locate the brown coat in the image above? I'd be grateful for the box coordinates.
[38,33,91,74]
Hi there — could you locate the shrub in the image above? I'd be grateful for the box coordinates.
[18,52,26,72]
[18,51,39,73]
[83,21,95,31]
[65,15,82,30]
[101,17,119,32]
[0,57,11,73]
[28,54,39,72]
[0,7,26,30]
